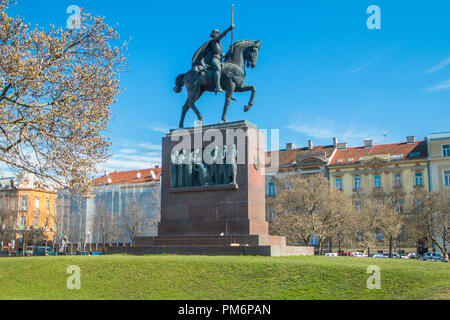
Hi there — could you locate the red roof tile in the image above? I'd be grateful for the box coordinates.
[93,168,161,186]
[329,141,428,166]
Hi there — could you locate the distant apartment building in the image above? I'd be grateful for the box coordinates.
[328,137,429,251]
[56,168,161,251]
[0,174,57,251]
[427,132,450,192]
[328,137,429,198]
[426,132,450,253]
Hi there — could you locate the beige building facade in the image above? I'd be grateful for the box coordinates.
[328,137,429,253]
[427,132,450,253]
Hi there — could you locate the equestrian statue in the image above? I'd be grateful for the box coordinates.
[174,23,261,128]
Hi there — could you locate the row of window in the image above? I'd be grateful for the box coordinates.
[19,216,50,230]
[20,197,52,211]
[335,172,425,191]
[354,198,426,214]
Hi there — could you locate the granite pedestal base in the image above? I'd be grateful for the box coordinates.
[119,121,313,257]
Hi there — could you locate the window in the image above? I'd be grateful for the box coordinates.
[444,170,450,187]
[19,216,26,230]
[46,200,50,210]
[373,175,381,189]
[396,200,404,214]
[394,173,402,187]
[415,198,424,213]
[21,198,27,211]
[354,176,361,190]
[309,235,319,246]
[415,172,423,186]
[335,177,343,191]
[376,230,384,241]
[34,217,39,230]
[443,144,450,157]
[268,182,276,196]
[35,198,40,209]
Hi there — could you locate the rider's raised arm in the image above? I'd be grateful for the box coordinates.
[217,25,235,41]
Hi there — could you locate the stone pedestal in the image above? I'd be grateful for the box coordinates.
[124,121,313,257]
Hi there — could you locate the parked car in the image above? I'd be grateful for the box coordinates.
[423,252,445,262]
[26,248,34,256]
[34,247,56,256]
[325,253,338,257]
[73,251,91,256]
[351,252,365,257]
[91,252,104,256]
[373,253,387,258]
[402,253,419,260]
[338,251,352,256]
[0,251,10,257]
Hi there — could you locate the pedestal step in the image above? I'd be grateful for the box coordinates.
[107,245,314,257]
[134,235,286,247]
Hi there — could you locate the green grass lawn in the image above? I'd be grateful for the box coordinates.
[0,255,448,300]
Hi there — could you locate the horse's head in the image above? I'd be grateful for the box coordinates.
[225,40,262,70]
[244,40,262,69]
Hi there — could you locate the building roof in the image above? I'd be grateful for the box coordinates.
[329,140,428,166]
[266,145,336,167]
[93,168,162,186]
[428,132,450,140]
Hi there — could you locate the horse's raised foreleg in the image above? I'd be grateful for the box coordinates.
[222,82,236,123]
[235,84,257,112]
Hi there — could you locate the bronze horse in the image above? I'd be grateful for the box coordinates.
[174,40,261,128]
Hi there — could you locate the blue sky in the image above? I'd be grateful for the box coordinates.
[3,0,450,174]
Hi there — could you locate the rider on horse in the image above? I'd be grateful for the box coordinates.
[192,25,235,94]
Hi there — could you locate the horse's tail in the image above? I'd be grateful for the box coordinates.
[174,73,185,93]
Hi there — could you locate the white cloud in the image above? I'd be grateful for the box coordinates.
[96,139,162,173]
[146,124,172,133]
[347,55,381,73]
[424,57,450,74]
[347,63,372,73]
[425,79,450,92]
[288,116,392,147]
[137,142,162,151]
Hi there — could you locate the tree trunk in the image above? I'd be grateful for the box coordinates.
[389,235,393,258]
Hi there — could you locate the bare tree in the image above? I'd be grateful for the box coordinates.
[92,198,117,250]
[349,193,401,256]
[406,189,450,254]
[0,1,127,196]
[0,194,17,250]
[118,186,161,245]
[383,190,404,257]
[269,174,353,254]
